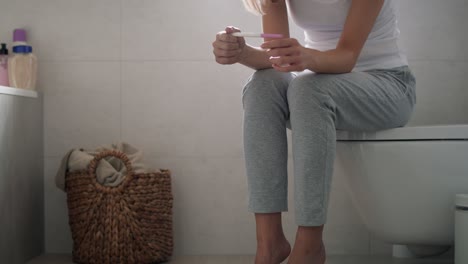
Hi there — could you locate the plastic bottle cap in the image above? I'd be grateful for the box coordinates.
[0,43,8,55]
[12,45,33,54]
[455,194,468,209]
[13,29,27,42]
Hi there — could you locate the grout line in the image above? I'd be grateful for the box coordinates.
[120,0,123,61]
[120,62,123,141]
[120,0,123,141]
[38,59,217,63]
[36,58,468,63]
[408,58,468,62]
[44,155,246,159]
[368,231,372,255]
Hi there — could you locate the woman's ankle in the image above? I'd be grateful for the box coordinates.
[255,213,287,247]
[296,225,323,240]
[257,234,290,251]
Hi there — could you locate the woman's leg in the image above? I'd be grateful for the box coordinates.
[285,66,416,263]
[242,68,295,263]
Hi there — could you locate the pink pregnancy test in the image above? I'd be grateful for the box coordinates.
[232,32,283,39]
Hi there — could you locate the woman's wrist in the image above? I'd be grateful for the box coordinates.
[239,45,274,70]
[304,48,320,72]
[239,44,252,65]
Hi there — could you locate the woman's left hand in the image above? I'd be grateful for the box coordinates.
[261,38,314,72]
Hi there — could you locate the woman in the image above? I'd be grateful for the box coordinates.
[212,0,416,263]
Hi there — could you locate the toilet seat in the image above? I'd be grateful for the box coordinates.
[336,124,468,141]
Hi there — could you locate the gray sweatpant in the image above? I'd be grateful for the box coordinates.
[242,66,416,226]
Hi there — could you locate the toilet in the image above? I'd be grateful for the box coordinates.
[336,124,468,258]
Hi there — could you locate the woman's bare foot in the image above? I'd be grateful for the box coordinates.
[287,241,325,264]
[255,238,291,264]
[287,225,326,264]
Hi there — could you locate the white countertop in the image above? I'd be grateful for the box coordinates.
[0,85,38,98]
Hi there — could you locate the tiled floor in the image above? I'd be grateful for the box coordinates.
[27,254,454,264]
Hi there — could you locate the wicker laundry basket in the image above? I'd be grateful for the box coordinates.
[65,150,173,264]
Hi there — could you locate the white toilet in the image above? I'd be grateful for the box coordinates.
[336,124,468,258]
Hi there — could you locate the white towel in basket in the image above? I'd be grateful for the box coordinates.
[55,142,152,192]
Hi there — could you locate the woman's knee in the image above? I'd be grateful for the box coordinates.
[243,69,293,97]
[287,74,334,108]
[242,69,294,108]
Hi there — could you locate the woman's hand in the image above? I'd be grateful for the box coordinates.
[261,38,316,72]
[213,26,247,65]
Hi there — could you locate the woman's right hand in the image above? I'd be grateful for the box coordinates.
[212,26,247,65]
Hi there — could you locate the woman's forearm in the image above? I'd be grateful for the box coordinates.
[306,48,358,74]
[239,45,273,70]
[238,44,359,73]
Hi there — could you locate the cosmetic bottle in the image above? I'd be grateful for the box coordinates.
[0,43,9,86]
[8,28,38,90]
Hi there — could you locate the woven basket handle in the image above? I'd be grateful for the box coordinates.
[88,150,135,192]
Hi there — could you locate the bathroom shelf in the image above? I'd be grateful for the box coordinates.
[0,85,38,98]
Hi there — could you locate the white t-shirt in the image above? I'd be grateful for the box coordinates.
[286,0,408,71]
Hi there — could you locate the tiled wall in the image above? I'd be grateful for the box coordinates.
[397,0,468,126]
[0,0,467,256]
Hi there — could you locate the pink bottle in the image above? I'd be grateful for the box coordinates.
[0,43,9,87]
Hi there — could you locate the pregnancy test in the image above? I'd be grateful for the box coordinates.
[232,32,283,39]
